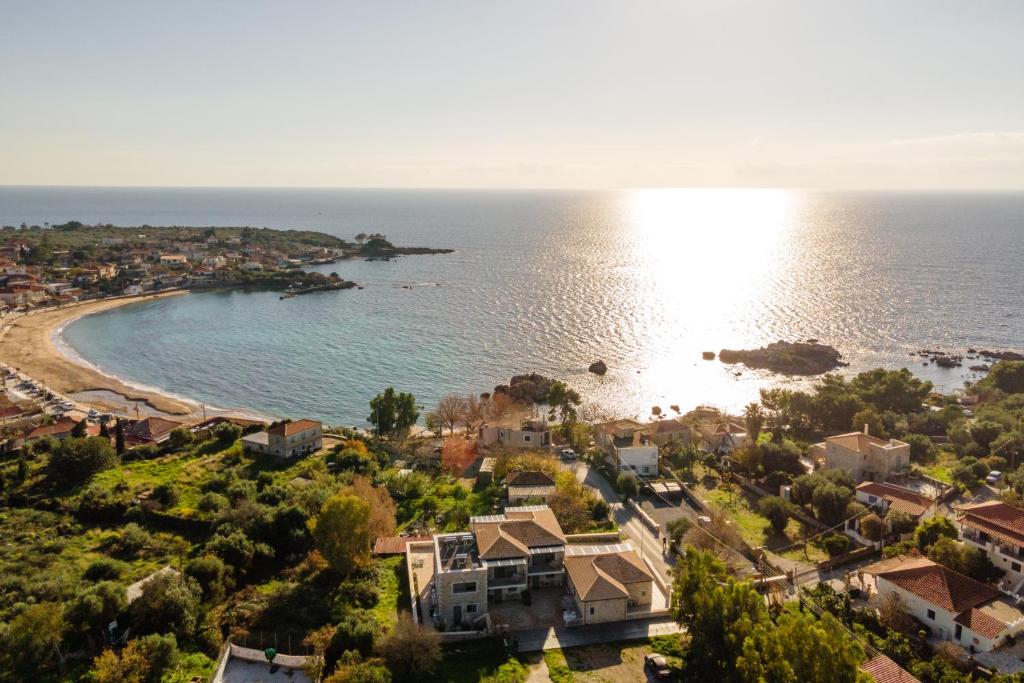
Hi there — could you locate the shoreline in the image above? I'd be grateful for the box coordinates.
[0,291,262,422]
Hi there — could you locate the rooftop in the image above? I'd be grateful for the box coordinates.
[959,501,1024,548]
[471,505,566,560]
[863,554,998,613]
[859,655,920,683]
[268,418,321,437]
[506,470,556,487]
[435,533,482,572]
[856,481,934,517]
[823,431,907,454]
[563,543,654,601]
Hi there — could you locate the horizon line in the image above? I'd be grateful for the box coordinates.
[2,183,1024,193]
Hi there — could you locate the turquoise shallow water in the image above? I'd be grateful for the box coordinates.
[3,187,1023,426]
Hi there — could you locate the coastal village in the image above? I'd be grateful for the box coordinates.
[2,228,1024,682]
[0,220,451,314]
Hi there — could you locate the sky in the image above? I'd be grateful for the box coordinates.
[1,1,1022,190]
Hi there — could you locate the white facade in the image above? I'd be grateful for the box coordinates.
[616,445,658,477]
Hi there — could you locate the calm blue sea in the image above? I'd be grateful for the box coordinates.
[2,187,1022,426]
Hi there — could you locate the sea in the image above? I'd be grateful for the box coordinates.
[1,187,1022,427]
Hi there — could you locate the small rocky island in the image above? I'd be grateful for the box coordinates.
[719,341,847,375]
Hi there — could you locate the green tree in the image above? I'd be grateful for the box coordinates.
[544,380,582,423]
[0,602,69,679]
[850,368,933,413]
[72,418,88,438]
[167,427,193,450]
[368,387,419,438]
[736,610,866,683]
[616,470,639,499]
[811,482,853,525]
[983,360,1024,394]
[758,496,792,534]
[376,613,440,680]
[65,581,127,647]
[903,433,933,462]
[743,402,764,441]
[859,513,884,542]
[115,420,126,454]
[851,407,886,438]
[311,493,372,576]
[48,436,118,484]
[915,516,958,550]
[127,572,202,642]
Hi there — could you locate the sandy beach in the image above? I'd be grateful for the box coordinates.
[0,291,202,417]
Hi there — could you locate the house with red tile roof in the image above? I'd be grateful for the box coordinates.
[563,542,655,625]
[123,416,184,446]
[25,418,99,442]
[958,500,1024,593]
[864,554,1024,652]
[506,470,556,505]
[242,418,321,458]
[859,655,920,683]
[856,481,935,519]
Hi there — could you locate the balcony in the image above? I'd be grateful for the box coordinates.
[998,544,1024,560]
[488,572,527,588]
[529,559,564,574]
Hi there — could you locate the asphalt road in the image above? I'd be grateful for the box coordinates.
[567,459,675,585]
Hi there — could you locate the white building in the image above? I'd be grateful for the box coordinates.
[959,501,1024,593]
[864,555,1024,652]
[615,445,659,477]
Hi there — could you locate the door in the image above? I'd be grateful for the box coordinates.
[453,605,462,626]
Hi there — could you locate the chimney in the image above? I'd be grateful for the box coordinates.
[863,424,869,435]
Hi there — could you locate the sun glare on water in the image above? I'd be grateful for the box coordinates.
[605,188,801,416]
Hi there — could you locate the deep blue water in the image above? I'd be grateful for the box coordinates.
[2,187,1022,426]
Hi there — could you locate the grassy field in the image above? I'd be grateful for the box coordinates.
[542,636,686,682]
[917,450,958,484]
[691,465,827,562]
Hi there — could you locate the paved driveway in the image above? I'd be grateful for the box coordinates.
[566,460,674,585]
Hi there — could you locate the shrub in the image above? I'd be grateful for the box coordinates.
[616,471,639,499]
[197,492,228,513]
[83,558,128,582]
[758,496,792,534]
[903,434,933,463]
[152,483,179,508]
[818,533,851,557]
[116,523,153,557]
[48,436,118,484]
[591,499,610,521]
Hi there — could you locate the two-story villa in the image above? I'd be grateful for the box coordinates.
[810,427,910,483]
[432,506,566,629]
[959,501,1024,592]
[242,418,322,458]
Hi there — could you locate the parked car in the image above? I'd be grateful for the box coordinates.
[644,653,671,680]
[559,448,577,460]
[987,471,1003,485]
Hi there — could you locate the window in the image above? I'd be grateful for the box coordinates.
[868,495,877,504]
[452,582,477,594]
[955,624,963,640]
[466,604,477,614]
[1014,562,1021,572]
[926,609,935,620]
[524,435,531,442]
[589,607,595,615]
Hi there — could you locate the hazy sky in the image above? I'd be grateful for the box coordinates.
[2,1,1022,189]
